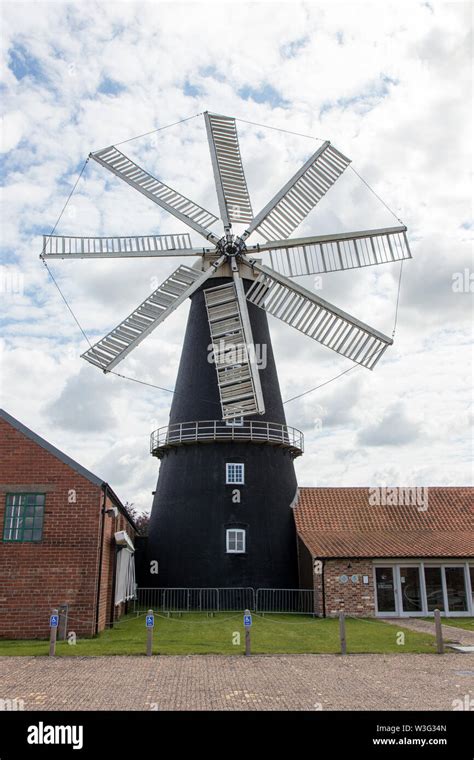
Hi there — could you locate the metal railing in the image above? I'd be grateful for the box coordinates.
[150,420,304,458]
[256,588,314,615]
[135,587,256,613]
[134,588,314,615]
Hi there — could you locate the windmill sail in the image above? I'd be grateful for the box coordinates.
[250,226,411,277]
[204,112,253,226]
[44,112,408,386]
[242,141,350,242]
[232,272,265,413]
[204,281,265,419]
[91,146,220,243]
[246,262,392,370]
[82,260,225,372]
[42,233,210,259]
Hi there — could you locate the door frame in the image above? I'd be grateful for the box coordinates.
[441,563,471,616]
[373,565,399,617]
[396,564,424,616]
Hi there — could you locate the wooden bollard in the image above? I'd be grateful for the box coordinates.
[434,609,444,654]
[339,611,347,655]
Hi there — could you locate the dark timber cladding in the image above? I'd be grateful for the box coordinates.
[147,277,299,589]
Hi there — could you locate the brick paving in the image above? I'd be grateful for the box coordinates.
[383,618,474,645]
[1,653,473,710]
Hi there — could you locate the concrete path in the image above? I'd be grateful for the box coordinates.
[383,618,474,645]
[1,653,473,710]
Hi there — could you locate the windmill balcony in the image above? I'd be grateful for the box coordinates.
[150,420,304,459]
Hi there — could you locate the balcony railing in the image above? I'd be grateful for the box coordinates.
[150,420,304,459]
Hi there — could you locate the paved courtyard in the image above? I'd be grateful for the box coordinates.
[1,653,473,710]
[383,619,474,646]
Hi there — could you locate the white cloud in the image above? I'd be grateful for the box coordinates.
[357,401,422,446]
[0,110,26,153]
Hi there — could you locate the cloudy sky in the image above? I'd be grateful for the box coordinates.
[1,0,472,512]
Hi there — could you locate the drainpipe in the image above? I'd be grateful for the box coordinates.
[95,484,108,635]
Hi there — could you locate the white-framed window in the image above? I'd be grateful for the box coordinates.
[3,493,45,542]
[226,463,245,484]
[226,528,246,553]
[226,416,244,427]
[373,560,474,618]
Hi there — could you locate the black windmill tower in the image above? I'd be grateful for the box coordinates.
[42,112,411,589]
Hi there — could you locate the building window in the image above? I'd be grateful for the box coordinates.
[374,561,473,617]
[444,566,468,612]
[226,463,244,484]
[424,566,444,611]
[226,528,246,553]
[225,416,244,427]
[3,493,45,542]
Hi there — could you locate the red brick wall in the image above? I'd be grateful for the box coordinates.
[0,418,135,639]
[320,558,375,617]
[296,540,376,616]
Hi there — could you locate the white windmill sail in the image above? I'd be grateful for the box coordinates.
[248,226,411,277]
[204,280,265,419]
[91,146,220,244]
[242,141,350,242]
[82,259,225,372]
[204,112,253,227]
[246,262,392,370]
[43,112,409,390]
[42,232,211,259]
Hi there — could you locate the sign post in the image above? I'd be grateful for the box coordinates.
[49,609,59,657]
[243,609,252,656]
[146,609,154,656]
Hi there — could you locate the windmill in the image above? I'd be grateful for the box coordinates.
[42,112,411,590]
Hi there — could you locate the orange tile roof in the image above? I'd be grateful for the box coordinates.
[294,487,474,558]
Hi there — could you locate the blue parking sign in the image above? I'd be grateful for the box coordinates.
[146,615,154,628]
[244,614,252,627]
[50,615,58,628]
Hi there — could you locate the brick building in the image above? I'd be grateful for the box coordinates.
[295,487,474,618]
[0,409,137,639]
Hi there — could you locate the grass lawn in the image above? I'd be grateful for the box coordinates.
[437,617,474,632]
[0,612,439,656]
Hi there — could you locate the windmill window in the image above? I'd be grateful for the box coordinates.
[3,493,45,542]
[226,463,245,484]
[226,528,246,553]
[225,416,244,427]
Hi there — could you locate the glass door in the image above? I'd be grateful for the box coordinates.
[444,566,468,614]
[399,566,423,614]
[375,566,398,615]
[424,566,445,612]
